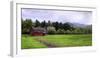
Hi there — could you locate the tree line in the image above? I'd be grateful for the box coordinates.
[22,19,92,34]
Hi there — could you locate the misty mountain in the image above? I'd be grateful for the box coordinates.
[68,23,92,28]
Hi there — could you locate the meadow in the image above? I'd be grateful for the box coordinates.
[21,34,92,49]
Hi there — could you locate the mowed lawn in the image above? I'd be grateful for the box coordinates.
[21,34,92,49]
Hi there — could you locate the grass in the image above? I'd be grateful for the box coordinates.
[21,34,92,49]
[42,34,92,47]
[21,35,47,49]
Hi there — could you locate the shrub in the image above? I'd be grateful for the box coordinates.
[65,30,72,34]
[57,29,65,34]
[47,26,56,34]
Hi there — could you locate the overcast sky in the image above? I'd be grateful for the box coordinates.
[21,8,92,25]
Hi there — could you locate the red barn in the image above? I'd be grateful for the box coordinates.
[30,28,47,36]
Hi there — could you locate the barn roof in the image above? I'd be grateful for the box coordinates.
[32,27,47,32]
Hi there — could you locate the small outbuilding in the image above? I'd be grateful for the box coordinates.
[30,27,47,36]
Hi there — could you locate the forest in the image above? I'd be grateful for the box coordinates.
[22,19,92,35]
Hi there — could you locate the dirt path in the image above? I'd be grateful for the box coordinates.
[34,38,59,48]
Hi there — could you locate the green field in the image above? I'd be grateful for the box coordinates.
[21,34,92,49]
